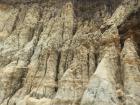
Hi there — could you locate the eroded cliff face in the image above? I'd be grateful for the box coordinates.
[0,0,140,105]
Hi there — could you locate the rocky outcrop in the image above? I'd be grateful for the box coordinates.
[0,0,139,105]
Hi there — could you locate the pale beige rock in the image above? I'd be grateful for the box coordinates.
[0,0,139,105]
[121,38,140,105]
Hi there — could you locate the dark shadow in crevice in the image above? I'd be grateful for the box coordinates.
[73,0,122,27]
[118,8,140,53]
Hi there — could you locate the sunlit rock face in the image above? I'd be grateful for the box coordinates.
[0,0,139,105]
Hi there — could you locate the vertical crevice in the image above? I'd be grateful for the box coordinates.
[94,46,99,72]
[55,50,61,92]
[87,53,90,78]
[94,52,98,71]
[116,52,124,90]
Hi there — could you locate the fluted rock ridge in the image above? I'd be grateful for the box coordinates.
[0,0,140,105]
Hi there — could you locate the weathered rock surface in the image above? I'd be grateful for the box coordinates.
[0,0,140,105]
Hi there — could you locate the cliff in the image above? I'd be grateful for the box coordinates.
[0,0,140,105]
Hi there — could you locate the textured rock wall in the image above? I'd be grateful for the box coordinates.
[0,0,140,105]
